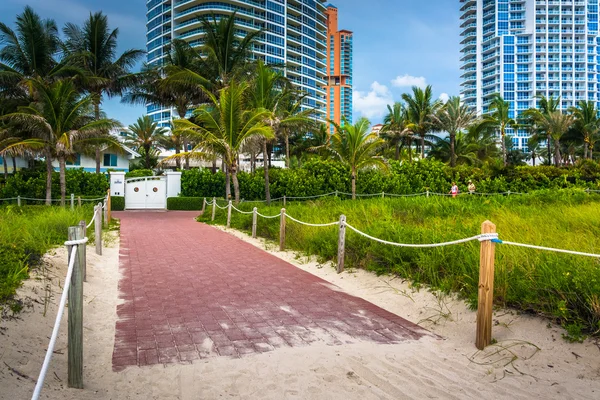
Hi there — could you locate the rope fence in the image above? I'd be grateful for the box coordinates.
[211,200,600,350]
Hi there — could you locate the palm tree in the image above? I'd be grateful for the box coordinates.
[2,78,119,205]
[523,95,560,165]
[172,80,273,203]
[428,131,480,166]
[401,85,442,159]
[527,136,542,166]
[329,117,386,199]
[381,102,411,161]
[570,101,599,160]
[63,12,144,173]
[124,116,168,170]
[432,96,477,167]
[483,94,518,166]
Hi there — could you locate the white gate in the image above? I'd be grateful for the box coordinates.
[125,177,167,209]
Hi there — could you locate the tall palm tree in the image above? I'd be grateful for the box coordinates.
[124,116,168,170]
[432,96,477,167]
[2,78,119,205]
[63,12,144,173]
[329,117,386,199]
[428,131,480,166]
[381,102,411,161]
[523,95,560,165]
[401,85,442,159]
[527,136,542,167]
[482,94,518,166]
[172,80,273,203]
[570,101,599,160]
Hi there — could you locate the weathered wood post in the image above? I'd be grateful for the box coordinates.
[77,196,82,207]
[476,220,497,350]
[103,198,108,228]
[201,198,206,214]
[252,207,258,238]
[334,190,338,198]
[227,200,232,228]
[79,220,87,282]
[426,190,430,198]
[17,196,21,207]
[283,195,287,207]
[211,197,216,221]
[337,215,346,273]
[70,194,75,210]
[107,189,111,224]
[67,225,85,389]
[279,208,286,251]
[381,192,385,199]
[507,190,511,197]
[95,204,102,256]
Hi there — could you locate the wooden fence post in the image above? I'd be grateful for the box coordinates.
[67,225,84,389]
[202,198,206,214]
[337,215,346,273]
[78,196,82,207]
[426,190,430,198]
[283,195,287,207]
[381,192,385,199]
[335,190,338,198]
[95,205,102,256]
[252,207,258,238]
[507,190,511,197]
[79,220,87,282]
[211,197,216,221]
[17,196,21,207]
[107,189,111,224]
[279,208,286,251]
[227,200,232,228]
[70,194,75,210]
[476,220,497,350]
[103,198,108,228]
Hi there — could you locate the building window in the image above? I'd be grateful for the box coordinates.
[103,154,118,167]
[67,154,81,166]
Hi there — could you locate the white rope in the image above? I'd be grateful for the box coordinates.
[345,223,485,248]
[85,204,101,229]
[81,197,105,202]
[0,197,17,201]
[231,205,255,215]
[257,212,280,219]
[500,240,600,258]
[215,202,229,210]
[31,239,81,400]
[385,192,427,197]
[286,192,338,200]
[285,214,339,227]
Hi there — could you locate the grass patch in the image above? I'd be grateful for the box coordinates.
[0,204,97,305]
[200,189,600,337]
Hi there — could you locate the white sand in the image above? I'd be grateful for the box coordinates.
[1,226,599,399]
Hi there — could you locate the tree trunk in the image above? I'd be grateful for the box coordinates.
[547,133,553,165]
[45,147,53,206]
[285,134,290,168]
[2,157,7,179]
[501,127,507,167]
[183,139,190,169]
[408,138,413,163]
[144,144,151,169]
[262,140,271,205]
[267,143,272,168]
[212,158,217,174]
[225,167,231,201]
[94,100,102,174]
[351,169,356,200]
[554,138,561,167]
[250,151,256,173]
[420,134,425,159]
[450,132,456,167]
[584,141,589,160]
[12,157,16,173]
[532,154,536,167]
[59,156,67,207]
[395,141,400,161]
[232,164,240,204]
[175,145,181,169]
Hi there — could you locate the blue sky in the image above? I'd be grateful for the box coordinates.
[2,0,461,127]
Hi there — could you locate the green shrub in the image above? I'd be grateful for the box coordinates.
[125,169,153,179]
[111,196,125,211]
[167,197,204,210]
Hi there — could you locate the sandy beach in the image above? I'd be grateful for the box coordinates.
[1,225,599,399]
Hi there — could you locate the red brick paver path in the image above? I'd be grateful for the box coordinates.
[112,211,430,370]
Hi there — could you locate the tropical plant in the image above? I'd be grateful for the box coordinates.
[401,85,442,159]
[63,11,144,173]
[329,117,386,199]
[523,95,560,165]
[428,131,480,166]
[1,78,119,205]
[432,96,478,167]
[172,80,274,203]
[381,102,411,161]
[124,116,168,170]
[570,101,599,160]
[482,94,518,166]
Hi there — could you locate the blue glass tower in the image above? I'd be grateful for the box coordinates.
[460,0,600,151]
[146,0,328,125]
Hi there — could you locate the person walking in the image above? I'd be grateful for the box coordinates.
[450,182,459,198]
[468,180,476,194]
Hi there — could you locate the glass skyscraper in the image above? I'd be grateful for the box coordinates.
[146,0,329,126]
[460,0,600,151]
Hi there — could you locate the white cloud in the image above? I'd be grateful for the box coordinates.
[439,93,450,103]
[353,81,395,119]
[391,74,427,88]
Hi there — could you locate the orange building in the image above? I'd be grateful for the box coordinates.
[325,5,353,133]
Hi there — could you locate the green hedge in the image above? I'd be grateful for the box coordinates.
[111,196,125,211]
[167,197,204,210]
[181,159,600,200]
[125,169,154,179]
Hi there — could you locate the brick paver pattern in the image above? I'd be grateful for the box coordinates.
[112,211,431,370]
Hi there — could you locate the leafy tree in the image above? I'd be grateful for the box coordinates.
[432,96,477,167]
[401,85,442,159]
[482,94,517,166]
[523,95,560,165]
[381,102,411,161]
[570,101,599,160]
[329,117,386,199]
[125,116,168,170]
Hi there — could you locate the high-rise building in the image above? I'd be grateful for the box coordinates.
[459,0,600,151]
[325,5,353,132]
[145,0,329,126]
